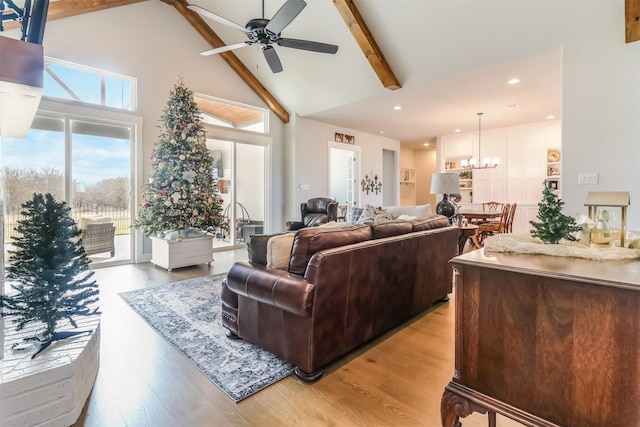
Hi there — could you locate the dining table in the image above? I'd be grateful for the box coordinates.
[457,211,502,223]
[456,211,502,249]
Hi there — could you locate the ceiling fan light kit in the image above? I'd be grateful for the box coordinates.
[188,0,339,73]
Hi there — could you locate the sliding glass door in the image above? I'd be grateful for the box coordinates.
[206,138,266,250]
[1,114,135,267]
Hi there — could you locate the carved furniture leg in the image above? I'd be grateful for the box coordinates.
[441,389,492,427]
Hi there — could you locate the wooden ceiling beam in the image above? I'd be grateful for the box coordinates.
[626,0,640,43]
[2,0,149,30]
[333,0,401,90]
[161,0,289,123]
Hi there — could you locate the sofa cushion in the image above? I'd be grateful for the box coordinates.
[383,204,432,219]
[288,223,372,275]
[370,219,414,239]
[79,215,112,229]
[411,214,450,231]
[266,233,296,270]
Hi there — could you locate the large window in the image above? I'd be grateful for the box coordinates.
[43,58,136,111]
[195,94,268,133]
[1,58,139,266]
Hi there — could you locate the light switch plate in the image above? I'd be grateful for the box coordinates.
[578,173,598,185]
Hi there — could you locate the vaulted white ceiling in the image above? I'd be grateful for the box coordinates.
[2,0,623,149]
[184,0,619,149]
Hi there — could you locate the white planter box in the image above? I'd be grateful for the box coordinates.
[151,235,214,271]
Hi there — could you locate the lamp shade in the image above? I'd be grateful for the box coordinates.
[430,173,460,195]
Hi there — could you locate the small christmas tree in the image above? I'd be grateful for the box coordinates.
[530,184,581,244]
[133,77,224,237]
[0,193,100,357]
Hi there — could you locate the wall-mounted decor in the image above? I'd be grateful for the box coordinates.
[335,132,355,144]
[361,173,382,195]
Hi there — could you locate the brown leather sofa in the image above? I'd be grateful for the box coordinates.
[221,215,457,381]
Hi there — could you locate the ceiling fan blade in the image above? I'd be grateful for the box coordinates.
[188,4,247,33]
[265,0,306,35]
[262,46,283,73]
[278,38,338,54]
[199,42,251,56]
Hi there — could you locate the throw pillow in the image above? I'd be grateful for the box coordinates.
[350,207,364,223]
[266,233,296,270]
[356,204,394,224]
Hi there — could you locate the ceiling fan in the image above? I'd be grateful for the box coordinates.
[188,0,339,73]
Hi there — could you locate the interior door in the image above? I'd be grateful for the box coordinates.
[329,142,361,218]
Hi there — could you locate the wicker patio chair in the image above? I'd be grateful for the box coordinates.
[81,222,116,257]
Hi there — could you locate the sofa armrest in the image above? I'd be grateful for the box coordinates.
[226,261,315,317]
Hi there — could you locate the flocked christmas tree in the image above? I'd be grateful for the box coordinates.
[133,77,224,237]
[0,193,100,358]
[530,184,581,244]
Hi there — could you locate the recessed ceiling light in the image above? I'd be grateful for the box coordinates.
[393,105,402,110]
[507,78,520,85]
[546,115,555,119]
[454,129,461,133]
[423,142,429,147]
[378,130,384,134]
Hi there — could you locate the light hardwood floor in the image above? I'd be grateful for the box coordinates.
[73,248,521,427]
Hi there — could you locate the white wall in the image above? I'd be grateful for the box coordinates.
[562,5,640,232]
[290,116,400,224]
[37,2,286,252]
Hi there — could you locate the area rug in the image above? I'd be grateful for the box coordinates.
[119,274,293,402]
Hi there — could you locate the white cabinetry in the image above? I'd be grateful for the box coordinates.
[443,134,473,158]
[440,120,561,233]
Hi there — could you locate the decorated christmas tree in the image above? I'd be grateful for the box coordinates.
[133,77,224,237]
[0,193,100,357]
[530,184,581,244]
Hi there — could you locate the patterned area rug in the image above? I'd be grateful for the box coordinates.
[119,274,293,402]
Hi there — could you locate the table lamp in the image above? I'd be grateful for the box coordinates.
[430,172,460,219]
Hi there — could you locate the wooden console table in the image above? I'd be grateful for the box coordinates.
[442,249,640,427]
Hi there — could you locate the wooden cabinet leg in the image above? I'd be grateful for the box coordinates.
[442,389,495,427]
[488,410,496,427]
[441,389,471,427]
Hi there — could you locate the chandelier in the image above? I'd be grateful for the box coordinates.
[461,112,500,170]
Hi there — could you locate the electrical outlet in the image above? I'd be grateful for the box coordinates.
[299,183,310,190]
[578,173,598,185]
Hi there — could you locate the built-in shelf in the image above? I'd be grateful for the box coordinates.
[400,168,417,184]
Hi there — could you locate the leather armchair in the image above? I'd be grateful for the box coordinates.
[286,197,338,231]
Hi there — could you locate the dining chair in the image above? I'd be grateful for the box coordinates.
[482,201,504,213]
[506,202,517,233]
[469,201,504,224]
[477,203,511,245]
[336,204,348,222]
